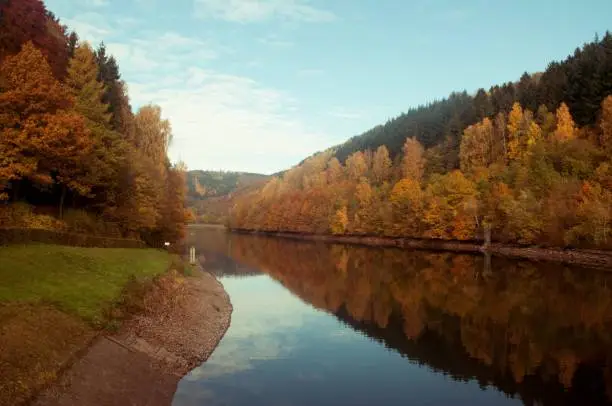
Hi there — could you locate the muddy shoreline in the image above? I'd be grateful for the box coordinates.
[31,266,232,406]
[230,229,612,269]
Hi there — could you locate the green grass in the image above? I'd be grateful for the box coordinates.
[0,244,173,323]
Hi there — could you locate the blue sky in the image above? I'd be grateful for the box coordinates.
[46,0,612,174]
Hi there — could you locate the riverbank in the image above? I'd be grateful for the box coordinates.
[0,244,232,406]
[230,229,612,269]
[32,266,232,406]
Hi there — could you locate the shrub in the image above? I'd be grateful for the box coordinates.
[62,209,121,237]
[0,202,66,230]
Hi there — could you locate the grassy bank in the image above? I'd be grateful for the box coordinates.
[0,244,174,406]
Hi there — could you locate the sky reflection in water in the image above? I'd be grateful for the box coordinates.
[173,266,518,406]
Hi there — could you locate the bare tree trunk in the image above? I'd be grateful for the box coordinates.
[59,185,67,219]
[12,180,20,201]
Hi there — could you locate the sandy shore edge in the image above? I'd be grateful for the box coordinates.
[31,266,233,406]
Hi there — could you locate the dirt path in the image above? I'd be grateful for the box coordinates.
[32,269,232,406]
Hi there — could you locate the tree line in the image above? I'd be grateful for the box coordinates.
[0,0,188,244]
[230,95,612,249]
[331,33,612,170]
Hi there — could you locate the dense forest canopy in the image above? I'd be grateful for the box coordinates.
[0,0,188,244]
[230,34,612,250]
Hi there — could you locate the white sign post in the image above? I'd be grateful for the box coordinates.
[189,246,196,265]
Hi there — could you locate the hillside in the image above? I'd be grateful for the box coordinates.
[229,33,612,250]
[326,33,612,171]
[186,171,268,224]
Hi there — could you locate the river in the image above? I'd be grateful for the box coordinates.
[173,227,612,406]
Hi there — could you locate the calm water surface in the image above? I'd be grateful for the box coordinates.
[173,227,612,406]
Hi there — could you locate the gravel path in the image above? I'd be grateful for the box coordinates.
[32,269,232,406]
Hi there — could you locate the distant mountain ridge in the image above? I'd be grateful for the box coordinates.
[186,170,269,224]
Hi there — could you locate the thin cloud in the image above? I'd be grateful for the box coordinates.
[62,13,111,42]
[194,0,336,23]
[52,11,331,173]
[129,67,330,173]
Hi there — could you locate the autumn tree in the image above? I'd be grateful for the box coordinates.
[553,102,576,142]
[0,0,69,78]
[326,157,344,184]
[390,178,423,236]
[423,171,479,240]
[566,182,611,247]
[134,104,172,173]
[372,145,392,184]
[507,103,524,161]
[352,179,375,234]
[492,112,507,161]
[0,41,91,211]
[600,95,612,152]
[460,118,493,173]
[66,42,123,197]
[66,43,111,128]
[402,137,426,181]
[157,162,189,243]
[507,102,541,161]
[330,206,348,235]
[536,104,556,137]
[346,151,368,181]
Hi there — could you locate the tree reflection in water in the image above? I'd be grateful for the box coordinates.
[226,234,612,406]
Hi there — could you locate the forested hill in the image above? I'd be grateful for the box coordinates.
[186,171,268,200]
[187,171,268,224]
[230,33,612,250]
[331,33,612,170]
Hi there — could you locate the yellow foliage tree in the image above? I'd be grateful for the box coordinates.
[526,120,542,149]
[507,102,524,161]
[326,157,344,184]
[390,178,423,236]
[506,102,542,161]
[424,171,478,240]
[330,206,349,235]
[346,151,368,181]
[372,145,392,184]
[553,102,576,142]
[460,118,493,173]
[402,137,426,181]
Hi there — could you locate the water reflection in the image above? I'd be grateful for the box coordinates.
[186,227,261,277]
[176,229,612,405]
